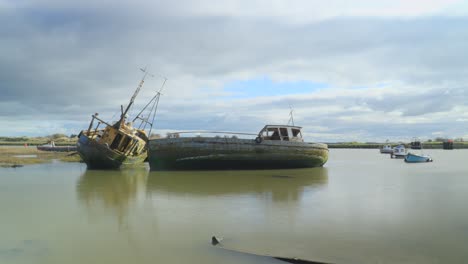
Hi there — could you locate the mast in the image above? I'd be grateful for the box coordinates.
[288,105,295,126]
[133,77,167,136]
[118,67,154,127]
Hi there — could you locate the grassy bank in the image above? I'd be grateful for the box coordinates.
[0,146,81,167]
[0,135,77,146]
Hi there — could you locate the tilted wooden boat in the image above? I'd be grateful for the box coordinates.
[148,125,328,170]
[77,68,165,169]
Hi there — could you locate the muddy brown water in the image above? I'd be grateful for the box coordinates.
[1,149,467,264]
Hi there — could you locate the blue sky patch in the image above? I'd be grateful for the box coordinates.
[222,77,329,98]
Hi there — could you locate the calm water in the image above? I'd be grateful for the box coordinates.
[1,149,468,264]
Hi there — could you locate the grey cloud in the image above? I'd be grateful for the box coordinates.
[0,3,467,140]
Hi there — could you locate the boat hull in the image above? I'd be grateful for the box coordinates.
[405,153,433,163]
[37,146,77,152]
[380,149,393,154]
[391,153,407,159]
[77,135,147,169]
[148,137,328,170]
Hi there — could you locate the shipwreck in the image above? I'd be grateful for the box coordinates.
[77,68,165,169]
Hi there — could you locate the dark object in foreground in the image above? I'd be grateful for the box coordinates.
[211,236,333,264]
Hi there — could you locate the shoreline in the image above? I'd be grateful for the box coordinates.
[0,146,81,167]
[327,142,468,149]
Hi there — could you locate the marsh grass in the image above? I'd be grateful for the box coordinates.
[0,146,81,167]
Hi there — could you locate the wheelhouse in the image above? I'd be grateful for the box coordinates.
[81,114,148,156]
[258,125,304,142]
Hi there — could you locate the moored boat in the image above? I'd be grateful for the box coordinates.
[391,144,407,159]
[148,125,328,170]
[37,141,77,152]
[404,152,433,163]
[410,138,422,149]
[380,143,393,154]
[77,68,165,169]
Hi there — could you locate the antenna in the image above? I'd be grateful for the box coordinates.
[133,75,167,136]
[287,105,295,126]
[119,67,155,125]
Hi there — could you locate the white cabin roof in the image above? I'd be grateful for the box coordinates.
[260,125,302,131]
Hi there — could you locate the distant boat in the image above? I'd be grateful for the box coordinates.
[391,144,407,159]
[443,139,454,150]
[37,141,77,152]
[76,68,165,169]
[405,152,433,163]
[380,141,393,154]
[147,125,329,170]
[405,141,433,163]
[410,138,422,149]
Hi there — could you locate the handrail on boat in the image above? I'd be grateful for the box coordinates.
[91,115,114,127]
[166,131,257,138]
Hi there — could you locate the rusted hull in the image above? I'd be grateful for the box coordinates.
[148,137,328,170]
[77,135,147,170]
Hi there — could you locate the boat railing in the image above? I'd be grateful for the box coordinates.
[84,114,114,138]
[164,131,257,139]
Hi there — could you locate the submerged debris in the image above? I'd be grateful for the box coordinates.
[211,236,334,264]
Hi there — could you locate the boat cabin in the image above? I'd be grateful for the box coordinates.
[82,114,148,156]
[258,125,304,142]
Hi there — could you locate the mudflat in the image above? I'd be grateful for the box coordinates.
[0,146,80,167]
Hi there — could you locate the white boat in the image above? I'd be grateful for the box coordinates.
[380,144,393,154]
[391,144,407,159]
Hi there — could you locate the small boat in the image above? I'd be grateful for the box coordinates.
[148,125,328,170]
[405,152,433,163]
[443,139,454,150]
[380,141,393,154]
[37,141,77,152]
[77,68,166,169]
[391,144,407,159]
[410,138,422,149]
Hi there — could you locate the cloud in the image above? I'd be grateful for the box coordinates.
[7,0,463,21]
[0,1,467,141]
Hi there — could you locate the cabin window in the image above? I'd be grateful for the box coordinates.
[110,133,123,149]
[119,136,133,152]
[292,129,301,137]
[279,128,289,141]
[267,128,281,140]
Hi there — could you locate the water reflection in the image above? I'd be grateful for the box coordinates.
[146,168,328,203]
[76,167,328,230]
[76,167,149,225]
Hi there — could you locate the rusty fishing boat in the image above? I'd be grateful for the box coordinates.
[77,68,165,169]
[148,124,328,170]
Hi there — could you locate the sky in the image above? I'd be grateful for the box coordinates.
[1,0,468,142]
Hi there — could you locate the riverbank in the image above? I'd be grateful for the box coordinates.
[327,142,468,149]
[0,146,81,167]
